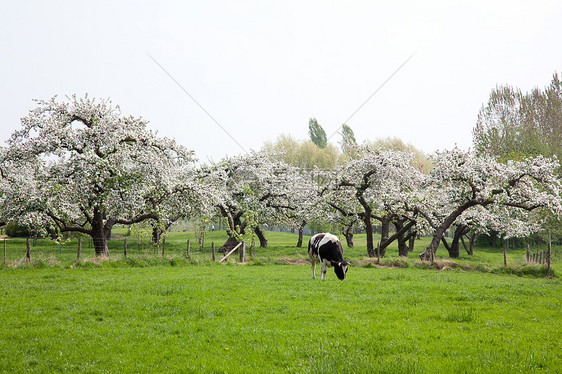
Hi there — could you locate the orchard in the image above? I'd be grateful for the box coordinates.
[2,94,561,260]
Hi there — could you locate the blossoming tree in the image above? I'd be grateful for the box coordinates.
[416,148,562,259]
[203,151,317,251]
[2,95,198,256]
[323,147,425,257]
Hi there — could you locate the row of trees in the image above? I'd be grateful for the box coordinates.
[1,93,561,258]
[473,72,562,243]
[474,72,562,162]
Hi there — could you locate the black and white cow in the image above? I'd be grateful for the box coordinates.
[308,233,349,280]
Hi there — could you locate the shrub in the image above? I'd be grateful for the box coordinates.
[5,222,30,238]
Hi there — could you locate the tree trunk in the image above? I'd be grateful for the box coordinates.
[393,220,410,257]
[364,215,375,257]
[343,224,354,248]
[427,201,477,255]
[296,220,306,248]
[375,216,390,258]
[408,230,416,252]
[152,226,162,245]
[377,217,417,257]
[219,216,246,253]
[448,226,465,258]
[91,207,111,256]
[254,226,268,248]
[468,233,479,256]
[220,236,241,254]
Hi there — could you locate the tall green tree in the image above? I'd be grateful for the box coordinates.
[473,72,562,161]
[366,137,432,173]
[340,123,357,155]
[473,73,562,243]
[262,134,340,170]
[308,118,327,149]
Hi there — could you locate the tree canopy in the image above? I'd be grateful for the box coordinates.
[262,134,340,170]
[0,95,199,255]
[2,91,561,261]
[473,72,562,161]
[308,117,327,149]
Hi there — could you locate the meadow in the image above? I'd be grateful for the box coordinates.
[0,231,561,373]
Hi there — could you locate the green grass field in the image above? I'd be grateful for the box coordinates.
[1,231,561,373]
[2,229,559,273]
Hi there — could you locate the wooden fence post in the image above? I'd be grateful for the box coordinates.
[547,231,551,276]
[526,243,530,263]
[26,238,31,262]
[239,241,246,263]
[77,237,82,261]
[187,239,190,258]
[3,238,6,264]
[124,239,127,258]
[503,239,508,267]
[161,237,166,257]
[211,242,215,261]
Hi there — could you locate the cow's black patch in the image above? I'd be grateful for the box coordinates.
[308,233,349,281]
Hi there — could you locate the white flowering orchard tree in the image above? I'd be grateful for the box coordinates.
[417,148,562,259]
[147,166,214,245]
[265,167,321,247]
[203,151,313,251]
[0,147,7,228]
[2,95,197,256]
[323,147,425,257]
[0,146,38,230]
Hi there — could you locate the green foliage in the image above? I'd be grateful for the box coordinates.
[128,224,152,249]
[365,137,433,173]
[340,123,357,155]
[193,217,209,250]
[0,266,560,372]
[262,134,340,170]
[473,72,562,163]
[308,117,327,149]
[4,222,30,237]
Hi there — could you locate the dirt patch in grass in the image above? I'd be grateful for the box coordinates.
[277,257,309,265]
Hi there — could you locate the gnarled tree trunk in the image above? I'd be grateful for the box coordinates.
[364,215,375,257]
[343,224,354,248]
[448,225,471,258]
[296,220,306,248]
[91,207,111,257]
[254,226,268,248]
[219,213,247,253]
[375,216,390,258]
[393,220,410,257]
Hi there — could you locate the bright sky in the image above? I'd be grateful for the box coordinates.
[1,0,561,162]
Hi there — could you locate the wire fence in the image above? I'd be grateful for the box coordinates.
[0,236,231,266]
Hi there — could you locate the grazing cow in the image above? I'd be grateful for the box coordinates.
[308,233,349,280]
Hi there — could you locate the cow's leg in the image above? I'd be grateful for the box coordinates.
[320,260,327,280]
[311,261,316,279]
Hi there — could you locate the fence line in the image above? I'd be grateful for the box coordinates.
[0,237,253,265]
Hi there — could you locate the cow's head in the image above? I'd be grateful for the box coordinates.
[332,260,350,280]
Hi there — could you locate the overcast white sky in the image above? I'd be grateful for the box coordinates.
[1,0,561,162]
